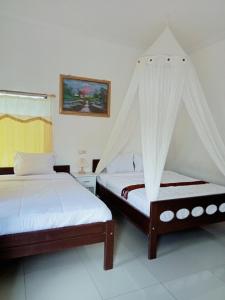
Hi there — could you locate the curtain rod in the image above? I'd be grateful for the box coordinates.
[0,90,56,99]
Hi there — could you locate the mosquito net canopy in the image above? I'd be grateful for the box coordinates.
[96,27,225,203]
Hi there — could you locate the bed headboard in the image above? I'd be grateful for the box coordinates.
[0,165,70,175]
[92,159,100,173]
[54,165,70,173]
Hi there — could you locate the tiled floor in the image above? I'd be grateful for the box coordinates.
[1,216,225,300]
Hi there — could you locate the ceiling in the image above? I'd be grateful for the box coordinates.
[1,0,225,52]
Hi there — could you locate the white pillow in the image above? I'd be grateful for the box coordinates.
[106,153,134,173]
[14,152,55,176]
[134,153,143,172]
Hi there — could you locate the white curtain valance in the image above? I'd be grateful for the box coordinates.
[0,94,52,118]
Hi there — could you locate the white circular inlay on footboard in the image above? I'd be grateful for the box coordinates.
[176,208,190,220]
[206,204,217,215]
[160,210,174,222]
[191,206,204,217]
[219,203,225,213]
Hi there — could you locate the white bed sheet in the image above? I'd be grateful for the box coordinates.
[0,173,111,236]
[97,171,225,218]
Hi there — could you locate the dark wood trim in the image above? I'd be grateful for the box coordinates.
[0,165,70,175]
[104,220,114,270]
[97,181,225,260]
[97,182,149,234]
[0,221,114,270]
[0,167,14,175]
[92,159,100,173]
[150,194,225,234]
[54,165,70,173]
[0,166,114,270]
[94,159,225,259]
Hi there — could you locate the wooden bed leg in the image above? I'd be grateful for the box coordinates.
[149,202,159,260]
[104,220,114,270]
[148,227,158,260]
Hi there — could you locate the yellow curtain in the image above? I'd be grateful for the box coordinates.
[0,115,52,167]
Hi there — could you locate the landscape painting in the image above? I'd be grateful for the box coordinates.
[60,75,111,117]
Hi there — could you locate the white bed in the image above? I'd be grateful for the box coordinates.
[97,170,225,219]
[0,172,112,236]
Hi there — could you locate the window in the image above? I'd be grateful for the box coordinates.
[0,92,53,167]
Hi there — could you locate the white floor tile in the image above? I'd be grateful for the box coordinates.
[109,284,175,300]
[77,238,139,268]
[0,262,26,300]
[211,264,225,282]
[204,224,225,251]
[25,254,101,300]
[24,247,80,275]
[116,219,147,256]
[140,228,225,282]
[2,219,225,300]
[204,223,225,239]
[80,247,159,299]
[164,270,225,300]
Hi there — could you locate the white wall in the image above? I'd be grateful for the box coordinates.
[166,39,225,184]
[2,13,225,181]
[0,15,142,171]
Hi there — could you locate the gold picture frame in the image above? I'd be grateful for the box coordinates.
[59,74,111,117]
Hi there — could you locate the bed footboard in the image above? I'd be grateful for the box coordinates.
[0,221,114,270]
[149,193,225,259]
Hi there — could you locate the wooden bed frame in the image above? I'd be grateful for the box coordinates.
[0,165,114,270]
[92,159,225,259]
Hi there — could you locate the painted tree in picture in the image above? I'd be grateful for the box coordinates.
[62,78,109,114]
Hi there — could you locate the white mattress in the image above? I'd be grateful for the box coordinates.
[97,171,225,218]
[0,173,112,236]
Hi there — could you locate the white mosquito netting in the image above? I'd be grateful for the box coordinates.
[96,28,225,202]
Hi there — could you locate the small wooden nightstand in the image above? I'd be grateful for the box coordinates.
[71,172,97,194]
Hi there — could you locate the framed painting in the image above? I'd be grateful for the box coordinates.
[59,74,111,117]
